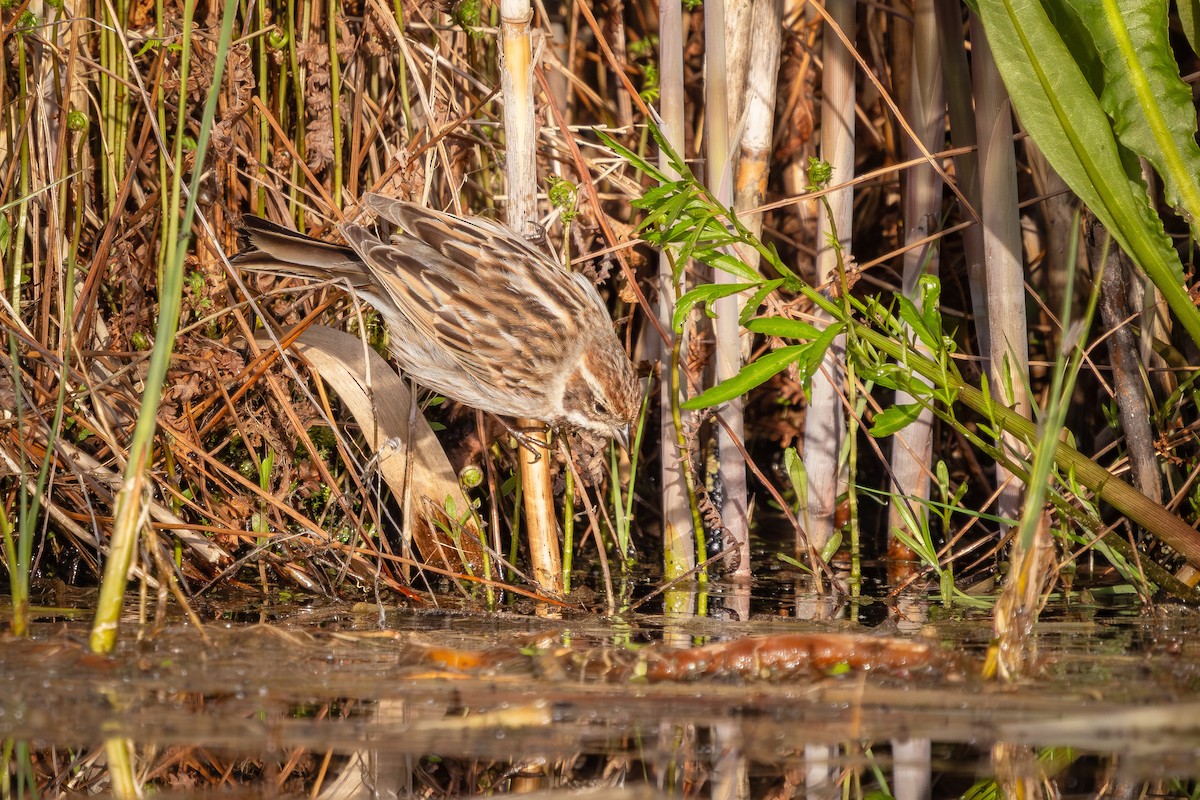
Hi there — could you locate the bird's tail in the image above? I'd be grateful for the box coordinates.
[231,216,371,288]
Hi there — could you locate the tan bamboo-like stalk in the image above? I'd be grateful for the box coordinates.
[803,0,855,557]
[887,0,944,568]
[1027,145,1081,334]
[501,0,538,229]
[658,0,697,603]
[712,13,757,780]
[711,0,753,721]
[970,14,1030,530]
[779,1,819,254]
[609,0,633,130]
[886,0,940,732]
[500,0,560,595]
[971,14,1039,679]
[728,0,783,600]
[723,0,754,177]
[706,0,751,582]
[733,0,783,256]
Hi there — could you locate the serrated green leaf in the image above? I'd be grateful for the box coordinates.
[793,323,846,390]
[861,363,914,393]
[974,0,1200,349]
[644,117,695,179]
[636,182,679,209]
[595,129,669,183]
[1181,0,1200,57]
[1066,0,1200,239]
[784,447,806,499]
[916,273,943,337]
[738,279,786,325]
[894,293,939,352]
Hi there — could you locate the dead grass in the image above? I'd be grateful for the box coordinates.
[0,0,1191,614]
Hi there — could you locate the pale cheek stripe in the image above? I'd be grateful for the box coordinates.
[579,362,608,405]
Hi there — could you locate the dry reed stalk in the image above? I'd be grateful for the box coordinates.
[887,0,945,568]
[656,0,698,609]
[803,0,855,561]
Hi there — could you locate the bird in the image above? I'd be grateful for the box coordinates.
[231,194,641,446]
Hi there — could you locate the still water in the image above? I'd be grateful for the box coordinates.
[2,583,1199,798]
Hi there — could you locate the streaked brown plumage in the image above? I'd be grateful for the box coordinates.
[232,194,640,444]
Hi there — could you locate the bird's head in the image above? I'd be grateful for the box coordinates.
[559,336,641,447]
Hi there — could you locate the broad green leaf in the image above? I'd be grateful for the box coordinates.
[870,402,924,437]
[672,282,757,332]
[975,0,1200,350]
[700,249,766,283]
[681,344,807,409]
[1180,0,1200,57]
[746,315,822,340]
[1067,0,1200,238]
[1042,1,1102,93]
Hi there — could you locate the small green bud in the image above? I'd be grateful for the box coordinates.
[66,110,88,132]
[267,27,288,50]
[627,37,656,59]
[458,464,484,490]
[806,156,832,190]
[546,176,578,222]
[131,331,151,350]
[453,0,482,34]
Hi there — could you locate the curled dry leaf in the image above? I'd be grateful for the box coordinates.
[269,325,485,575]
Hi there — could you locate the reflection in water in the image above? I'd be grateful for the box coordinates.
[0,593,1197,797]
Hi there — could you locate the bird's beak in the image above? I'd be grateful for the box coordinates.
[613,424,631,452]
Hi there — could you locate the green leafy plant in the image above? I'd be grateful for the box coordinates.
[973,0,1200,349]
[601,120,1200,596]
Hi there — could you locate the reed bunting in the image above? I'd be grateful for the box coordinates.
[232,194,640,445]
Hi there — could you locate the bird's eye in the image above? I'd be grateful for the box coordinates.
[593,401,607,416]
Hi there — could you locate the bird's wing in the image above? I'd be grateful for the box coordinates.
[363,194,550,267]
[363,195,612,316]
[341,201,603,397]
